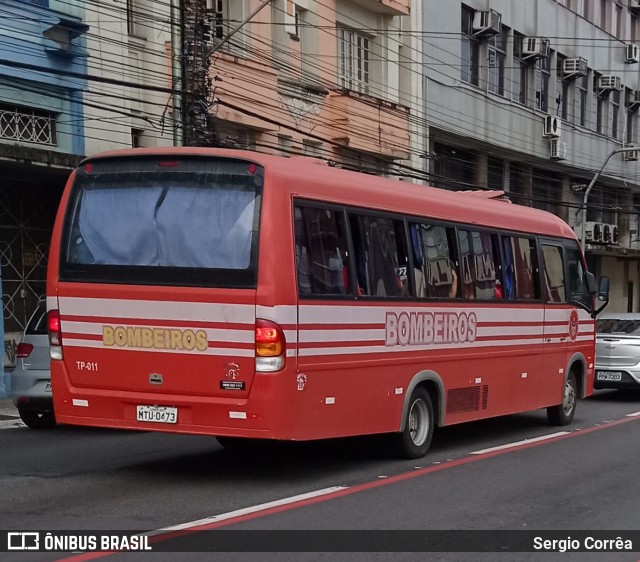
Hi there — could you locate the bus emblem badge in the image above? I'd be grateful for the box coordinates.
[569,309,579,341]
[297,374,307,391]
[224,362,240,379]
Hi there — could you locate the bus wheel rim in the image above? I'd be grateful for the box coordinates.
[563,380,576,415]
[409,398,429,446]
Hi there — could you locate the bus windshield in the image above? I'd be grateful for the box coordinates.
[60,157,262,287]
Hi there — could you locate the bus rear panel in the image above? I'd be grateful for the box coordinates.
[48,153,295,438]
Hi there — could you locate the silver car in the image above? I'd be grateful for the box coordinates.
[595,313,640,391]
[10,301,56,428]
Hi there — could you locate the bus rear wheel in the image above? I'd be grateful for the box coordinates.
[18,408,56,429]
[547,372,577,426]
[390,387,434,459]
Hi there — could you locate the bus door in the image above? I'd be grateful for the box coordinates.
[501,235,544,411]
[539,241,571,406]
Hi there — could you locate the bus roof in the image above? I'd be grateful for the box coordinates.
[81,147,576,240]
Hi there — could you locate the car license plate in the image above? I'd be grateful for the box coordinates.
[45,381,51,392]
[136,405,178,424]
[596,371,623,381]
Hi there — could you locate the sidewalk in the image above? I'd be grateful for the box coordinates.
[0,398,18,420]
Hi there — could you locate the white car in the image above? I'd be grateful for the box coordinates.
[10,301,56,428]
[595,313,640,391]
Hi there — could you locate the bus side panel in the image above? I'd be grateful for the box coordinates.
[290,302,549,441]
[540,305,595,406]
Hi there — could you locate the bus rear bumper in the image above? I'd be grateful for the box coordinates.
[51,370,287,439]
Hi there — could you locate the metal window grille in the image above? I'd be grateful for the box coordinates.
[0,105,56,145]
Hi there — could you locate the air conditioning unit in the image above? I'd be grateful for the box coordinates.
[522,37,550,60]
[602,223,619,244]
[549,139,567,161]
[599,75,622,92]
[472,9,501,38]
[563,57,588,79]
[543,115,561,138]
[624,149,639,161]
[585,221,603,243]
[626,43,640,63]
[628,90,640,109]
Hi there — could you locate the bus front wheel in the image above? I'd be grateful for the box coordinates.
[547,372,577,426]
[391,387,434,459]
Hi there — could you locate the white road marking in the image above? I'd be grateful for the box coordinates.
[148,486,348,535]
[626,411,640,417]
[470,432,570,455]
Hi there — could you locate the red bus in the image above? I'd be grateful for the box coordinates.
[47,148,600,458]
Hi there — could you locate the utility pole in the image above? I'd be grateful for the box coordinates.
[181,0,217,146]
[180,0,274,147]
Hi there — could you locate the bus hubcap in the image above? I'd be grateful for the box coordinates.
[563,381,576,415]
[409,399,429,446]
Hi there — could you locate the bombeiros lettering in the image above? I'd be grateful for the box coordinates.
[103,326,208,352]
[385,311,477,346]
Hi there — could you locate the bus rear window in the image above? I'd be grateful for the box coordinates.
[60,157,262,287]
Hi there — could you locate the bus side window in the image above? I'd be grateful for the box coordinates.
[565,245,590,308]
[295,206,350,296]
[349,214,407,298]
[541,244,565,303]
[294,207,312,295]
[410,222,458,299]
[459,229,500,301]
[503,236,539,300]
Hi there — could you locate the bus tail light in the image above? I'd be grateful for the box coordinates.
[48,309,63,360]
[255,319,285,372]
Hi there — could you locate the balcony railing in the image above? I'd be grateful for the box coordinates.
[0,105,57,146]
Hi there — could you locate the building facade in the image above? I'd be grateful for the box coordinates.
[206,0,413,174]
[0,0,88,389]
[0,0,175,391]
[422,0,640,312]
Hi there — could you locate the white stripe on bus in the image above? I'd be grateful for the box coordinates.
[58,297,255,323]
[297,339,556,356]
[62,339,254,357]
[256,305,297,324]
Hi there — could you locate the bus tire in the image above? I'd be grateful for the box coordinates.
[391,387,434,459]
[547,372,577,426]
[18,409,56,430]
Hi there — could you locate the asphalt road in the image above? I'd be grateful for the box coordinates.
[1,390,639,561]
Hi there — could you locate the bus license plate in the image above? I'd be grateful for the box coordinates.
[136,405,178,424]
[597,371,622,381]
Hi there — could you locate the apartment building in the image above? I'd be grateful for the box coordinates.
[422,0,640,312]
[208,0,414,174]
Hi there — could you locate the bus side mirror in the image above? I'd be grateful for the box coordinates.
[594,276,610,317]
[598,276,610,301]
